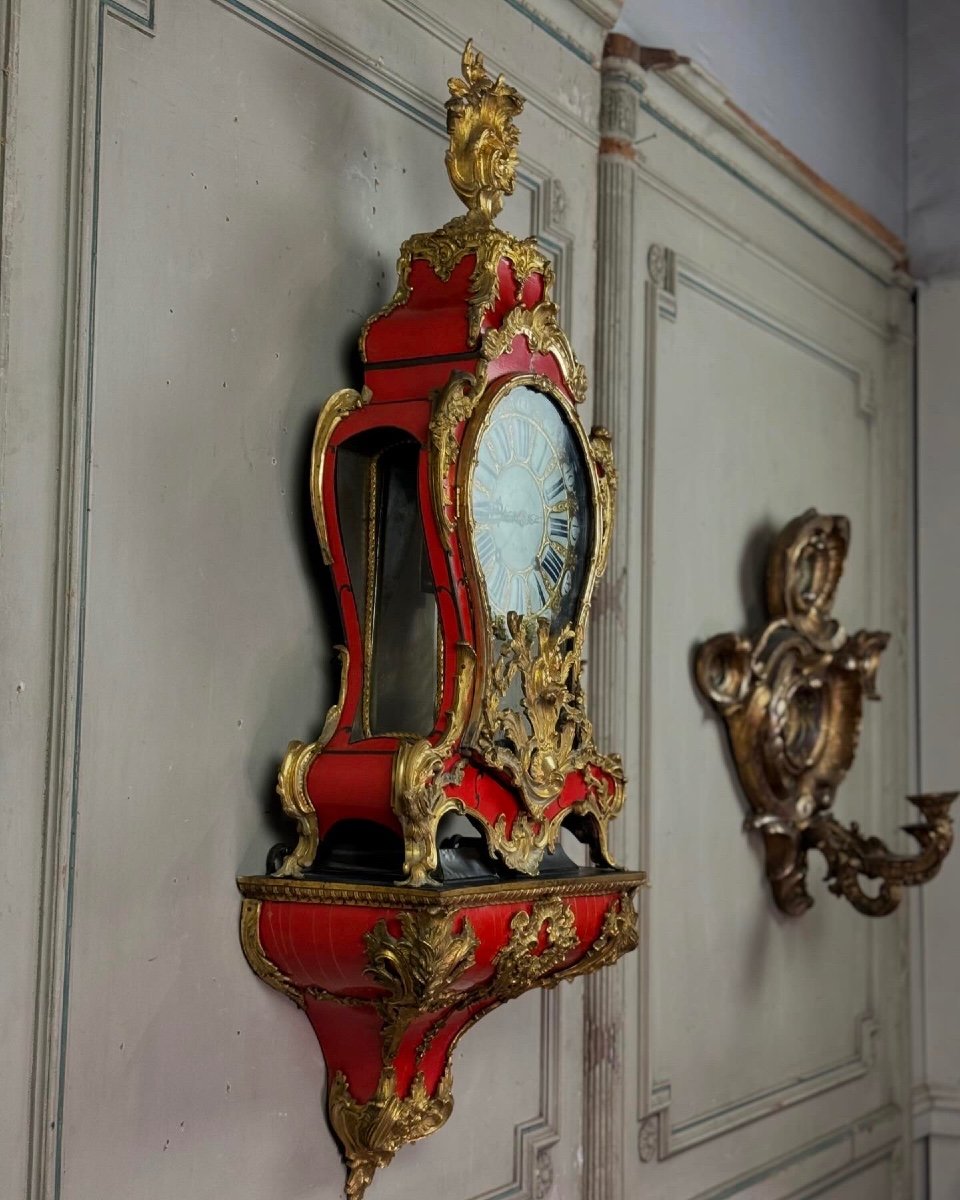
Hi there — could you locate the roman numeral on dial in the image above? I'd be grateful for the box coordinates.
[545,474,566,503]
[516,418,532,461]
[509,574,526,613]
[549,514,569,541]
[540,544,564,586]
[476,529,497,567]
[531,436,551,478]
[489,423,512,466]
[490,563,509,608]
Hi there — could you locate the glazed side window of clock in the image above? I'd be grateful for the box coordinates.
[470,384,591,632]
[335,432,439,740]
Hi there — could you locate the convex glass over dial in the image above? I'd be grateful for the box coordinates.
[469,383,591,628]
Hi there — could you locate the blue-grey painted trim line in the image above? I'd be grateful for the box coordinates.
[54,3,119,1193]
[678,269,861,385]
[672,1049,865,1138]
[631,96,892,289]
[800,1146,895,1200]
[502,0,593,65]
[104,0,155,30]
[225,0,446,136]
[706,1128,852,1200]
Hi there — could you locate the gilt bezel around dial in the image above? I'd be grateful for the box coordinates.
[458,372,602,649]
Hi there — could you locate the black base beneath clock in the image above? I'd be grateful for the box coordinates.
[266,818,588,886]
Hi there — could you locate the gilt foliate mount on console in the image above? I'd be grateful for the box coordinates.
[695,509,955,917]
[237,42,643,1199]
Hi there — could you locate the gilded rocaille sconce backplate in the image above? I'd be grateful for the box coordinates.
[695,509,955,917]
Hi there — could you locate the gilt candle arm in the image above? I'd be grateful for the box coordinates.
[695,509,956,917]
[810,795,956,917]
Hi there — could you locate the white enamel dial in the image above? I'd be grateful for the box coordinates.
[470,384,589,624]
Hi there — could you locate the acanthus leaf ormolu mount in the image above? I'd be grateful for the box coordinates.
[696,509,955,918]
[237,41,644,1200]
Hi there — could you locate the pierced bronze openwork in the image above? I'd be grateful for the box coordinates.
[695,509,955,917]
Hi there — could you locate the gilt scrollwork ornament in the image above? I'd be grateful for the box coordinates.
[475,613,624,826]
[393,741,470,887]
[481,302,587,403]
[393,610,624,882]
[553,893,639,981]
[273,647,350,878]
[330,1067,454,1200]
[429,307,588,548]
[589,426,617,578]
[493,898,578,998]
[360,42,555,354]
[310,388,372,564]
[696,509,955,916]
[429,363,490,546]
[364,909,479,1055]
[445,39,522,220]
[478,614,589,806]
[238,885,642,1200]
[392,646,475,887]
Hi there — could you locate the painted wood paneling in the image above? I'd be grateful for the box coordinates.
[2,8,923,1200]
[2,2,612,1198]
[914,278,960,1200]
[592,42,914,1200]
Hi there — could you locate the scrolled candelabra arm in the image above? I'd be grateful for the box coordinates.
[696,509,958,917]
[808,793,956,917]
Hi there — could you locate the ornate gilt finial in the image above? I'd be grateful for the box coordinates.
[445,39,524,221]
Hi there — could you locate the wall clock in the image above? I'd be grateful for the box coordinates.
[238,41,644,1199]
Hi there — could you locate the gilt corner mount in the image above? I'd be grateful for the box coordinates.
[237,39,643,1200]
[695,508,955,918]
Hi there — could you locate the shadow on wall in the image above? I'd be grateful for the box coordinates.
[240,80,435,861]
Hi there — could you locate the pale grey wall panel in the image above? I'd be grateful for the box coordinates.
[907,0,960,277]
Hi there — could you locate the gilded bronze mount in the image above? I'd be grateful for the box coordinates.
[239,39,644,1200]
[695,509,955,917]
[239,874,644,1199]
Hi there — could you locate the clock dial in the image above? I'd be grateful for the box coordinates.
[469,384,591,627]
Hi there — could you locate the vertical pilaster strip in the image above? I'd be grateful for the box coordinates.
[27,5,155,1198]
[583,39,643,1200]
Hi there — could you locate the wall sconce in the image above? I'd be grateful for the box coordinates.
[237,42,644,1199]
[695,509,954,917]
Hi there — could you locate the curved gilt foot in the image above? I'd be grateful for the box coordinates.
[330,1068,454,1200]
[272,648,349,878]
[273,740,320,878]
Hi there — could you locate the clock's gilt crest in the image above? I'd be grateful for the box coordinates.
[445,39,522,221]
